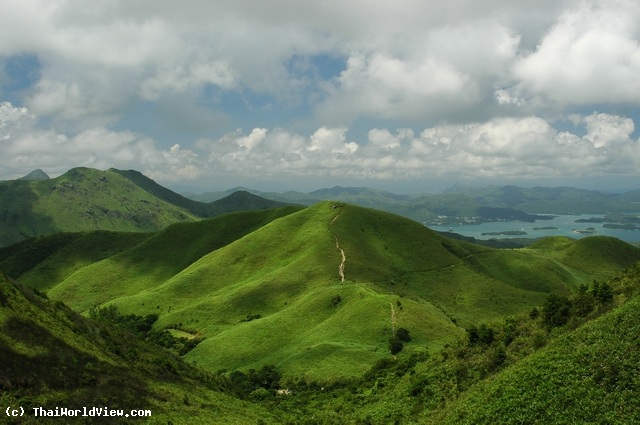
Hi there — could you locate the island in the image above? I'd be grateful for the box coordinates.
[481,230,528,236]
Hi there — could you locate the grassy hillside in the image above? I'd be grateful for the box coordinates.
[11,201,637,382]
[0,231,152,291]
[112,169,291,217]
[0,167,294,248]
[431,271,640,424]
[257,263,640,424]
[0,167,199,247]
[0,272,278,424]
[3,198,640,423]
[4,206,301,298]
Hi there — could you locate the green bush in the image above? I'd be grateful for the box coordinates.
[542,294,572,328]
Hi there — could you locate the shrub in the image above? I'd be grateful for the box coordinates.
[542,294,572,328]
[389,338,404,355]
[467,324,494,346]
[396,327,411,342]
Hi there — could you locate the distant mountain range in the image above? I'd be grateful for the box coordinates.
[0,167,290,247]
[6,166,638,248]
[187,183,640,225]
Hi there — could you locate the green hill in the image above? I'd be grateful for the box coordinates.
[112,169,291,217]
[0,272,278,424]
[0,167,198,247]
[434,295,640,424]
[260,263,640,424]
[6,201,639,382]
[18,168,50,181]
[0,167,293,248]
[1,206,302,295]
[0,231,152,292]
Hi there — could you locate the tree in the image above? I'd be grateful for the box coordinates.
[467,324,494,346]
[389,338,404,355]
[542,294,572,328]
[529,307,540,320]
[593,281,614,305]
[396,327,411,342]
[573,290,596,317]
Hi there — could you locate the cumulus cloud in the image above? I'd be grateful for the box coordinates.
[583,112,635,148]
[2,98,638,185]
[198,113,639,183]
[0,101,198,180]
[1,0,639,187]
[509,0,640,106]
[0,0,599,128]
[0,101,34,137]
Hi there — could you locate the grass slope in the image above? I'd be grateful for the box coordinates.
[0,167,199,247]
[0,272,277,424]
[0,167,292,248]
[435,293,640,424]
[40,206,302,309]
[23,201,637,382]
[0,231,151,291]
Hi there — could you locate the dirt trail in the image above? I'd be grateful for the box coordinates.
[329,212,346,282]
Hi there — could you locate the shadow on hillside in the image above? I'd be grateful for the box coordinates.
[1,316,150,413]
[0,180,57,247]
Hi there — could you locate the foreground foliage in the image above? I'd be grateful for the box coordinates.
[2,259,640,423]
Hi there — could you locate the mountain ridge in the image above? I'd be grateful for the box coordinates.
[0,167,293,247]
[186,183,640,228]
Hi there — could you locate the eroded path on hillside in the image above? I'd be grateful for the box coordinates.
[329,210,346,282]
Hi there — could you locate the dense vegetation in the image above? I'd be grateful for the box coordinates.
[0,273,278,424]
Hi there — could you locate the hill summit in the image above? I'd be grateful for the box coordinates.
[18,168,50,180]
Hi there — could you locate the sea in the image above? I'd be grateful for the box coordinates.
[428,214,640,245]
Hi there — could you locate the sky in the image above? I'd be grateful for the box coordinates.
[1,0,640,193]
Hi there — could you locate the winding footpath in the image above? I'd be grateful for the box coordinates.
[330,212,346,282]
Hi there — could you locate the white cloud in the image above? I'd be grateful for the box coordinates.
[583,112,635,148]
[321,52,470,121]
[155,143,202,181]
[0,101,198,180]
[237,128,268,151]
[2,99,638,184]
[1,1,640,187]
[511,0,640,105]
[195,112,639,183]
[140,59,236,101]
[316,19,523,123]
[0,101,34,138]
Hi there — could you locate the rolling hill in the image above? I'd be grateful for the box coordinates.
[112,168,291,217]
[0,272,279,424]
[4,201,639,383]
[0,167,292,247]
[265,263,640,424]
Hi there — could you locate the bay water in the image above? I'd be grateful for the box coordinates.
[428,214,640,244]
